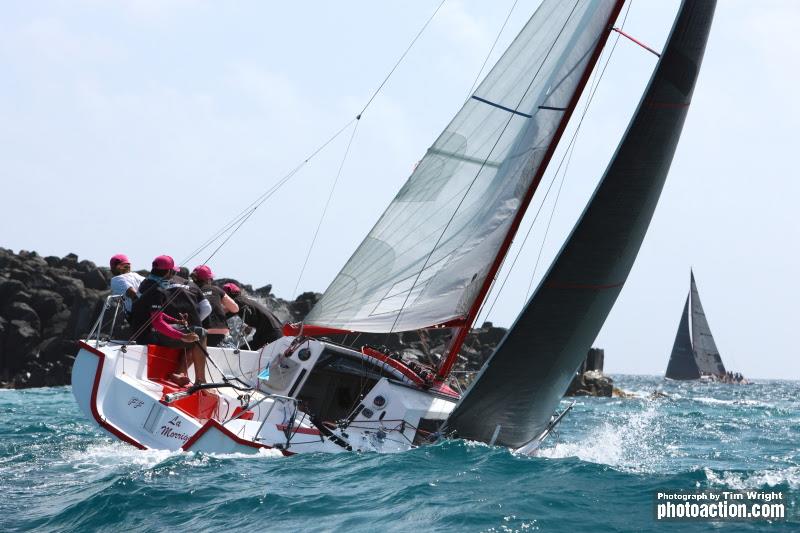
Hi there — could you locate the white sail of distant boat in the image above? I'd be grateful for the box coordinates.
[665,270,726,380]
[71,0,718,454]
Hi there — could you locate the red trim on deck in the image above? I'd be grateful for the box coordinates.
[276,423,321,436]
[182,419,292,456]
[427,380,460,399]
[436,0,627,380]
[78,341,147,450]
[361,346,426,386]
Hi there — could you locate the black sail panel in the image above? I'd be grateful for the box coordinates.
[446,0,717,448]
[665,294,700,379]
[689,271,726,376]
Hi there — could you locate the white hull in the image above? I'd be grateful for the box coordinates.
[71,337,458,455]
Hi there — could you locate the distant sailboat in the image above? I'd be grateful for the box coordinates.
[665,270,727,380]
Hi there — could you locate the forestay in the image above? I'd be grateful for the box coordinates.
[305,0,621,333]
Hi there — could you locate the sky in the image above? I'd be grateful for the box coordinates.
[1,1,797,379]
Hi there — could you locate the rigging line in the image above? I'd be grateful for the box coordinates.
[384,0,582,337]
[183,2,447,268]
[478,0,633,324]
[358,0,447,118]
[293,120,361,297]
[525,0,634,302]
[525,124,578,301]
[180,118,356,267]
[466,0,520,98]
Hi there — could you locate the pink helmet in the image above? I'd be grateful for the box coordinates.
[192,265,214,281]
[152,255,178,271]
[222,282,241,295]
[109,254,130,268]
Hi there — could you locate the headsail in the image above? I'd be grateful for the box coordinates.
[690,271,726,376]
[665,294,701,379]
[446,0,717,448]
[305,0,623,333]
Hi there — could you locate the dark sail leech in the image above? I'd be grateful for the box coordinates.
[446,0,718,448]
[690,271,726,376]
[665,294,701,379]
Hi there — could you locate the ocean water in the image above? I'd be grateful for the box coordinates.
[1,376,797,532]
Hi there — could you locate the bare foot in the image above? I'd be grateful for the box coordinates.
[167,372,191,387]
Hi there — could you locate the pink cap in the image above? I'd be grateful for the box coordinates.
[109,254,130,268]
[192,265,214,281]
[152,255,178,271]
[222,282,241,295]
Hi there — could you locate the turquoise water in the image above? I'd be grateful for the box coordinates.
[1,376,797,532]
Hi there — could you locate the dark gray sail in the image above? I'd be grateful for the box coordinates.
[690,271,726,376]
[665,294,700,379]
[446,0,717,448]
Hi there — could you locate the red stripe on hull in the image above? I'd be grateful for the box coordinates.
[78,341,147,450]
[182,419,293,456]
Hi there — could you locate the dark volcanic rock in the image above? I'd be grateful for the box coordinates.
[4,302,41,332]
[28,289,64,321]
[2,247,605,394]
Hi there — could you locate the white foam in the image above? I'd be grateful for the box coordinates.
[705,466,800,490]
[64,442,177,472]
[537,404,667,473]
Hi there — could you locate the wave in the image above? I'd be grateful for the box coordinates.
[705,466,800,490]
[537,404,669,473]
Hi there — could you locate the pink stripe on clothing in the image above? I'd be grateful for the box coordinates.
[150,311,184,339]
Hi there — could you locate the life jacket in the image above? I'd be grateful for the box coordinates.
[235,295,283,339]
[199,283,227,330]
[129,277,168,341]
[165,282,203,327]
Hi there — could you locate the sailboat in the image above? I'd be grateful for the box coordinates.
[665,270,732,381]
[71,0,717,454]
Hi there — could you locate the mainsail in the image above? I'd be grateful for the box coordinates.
[446,0,717,448]
[689,271,726,376]
[665,294,701,379]
[305,0,622,333]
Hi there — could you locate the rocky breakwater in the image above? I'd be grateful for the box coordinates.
[0,248,111,388]
[564,347,618,397]
[0,247,618,398]
[0,249,323,389]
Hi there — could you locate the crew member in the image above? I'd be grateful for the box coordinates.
[109,254,144,316]
[190,265,239,347]
[130,255,207,386]
[223,283,283,350]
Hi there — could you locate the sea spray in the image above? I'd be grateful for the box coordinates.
[2,376,798,532]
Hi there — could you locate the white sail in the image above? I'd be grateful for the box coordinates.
[305,0,621,333]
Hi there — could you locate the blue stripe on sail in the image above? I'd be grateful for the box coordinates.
[470,95,533,118]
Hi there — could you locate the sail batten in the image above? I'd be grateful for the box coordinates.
[446,0,717,448]
[305,0,624,335]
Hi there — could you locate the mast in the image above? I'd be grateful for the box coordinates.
[436,0,625,380]
[446,0,718,447]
